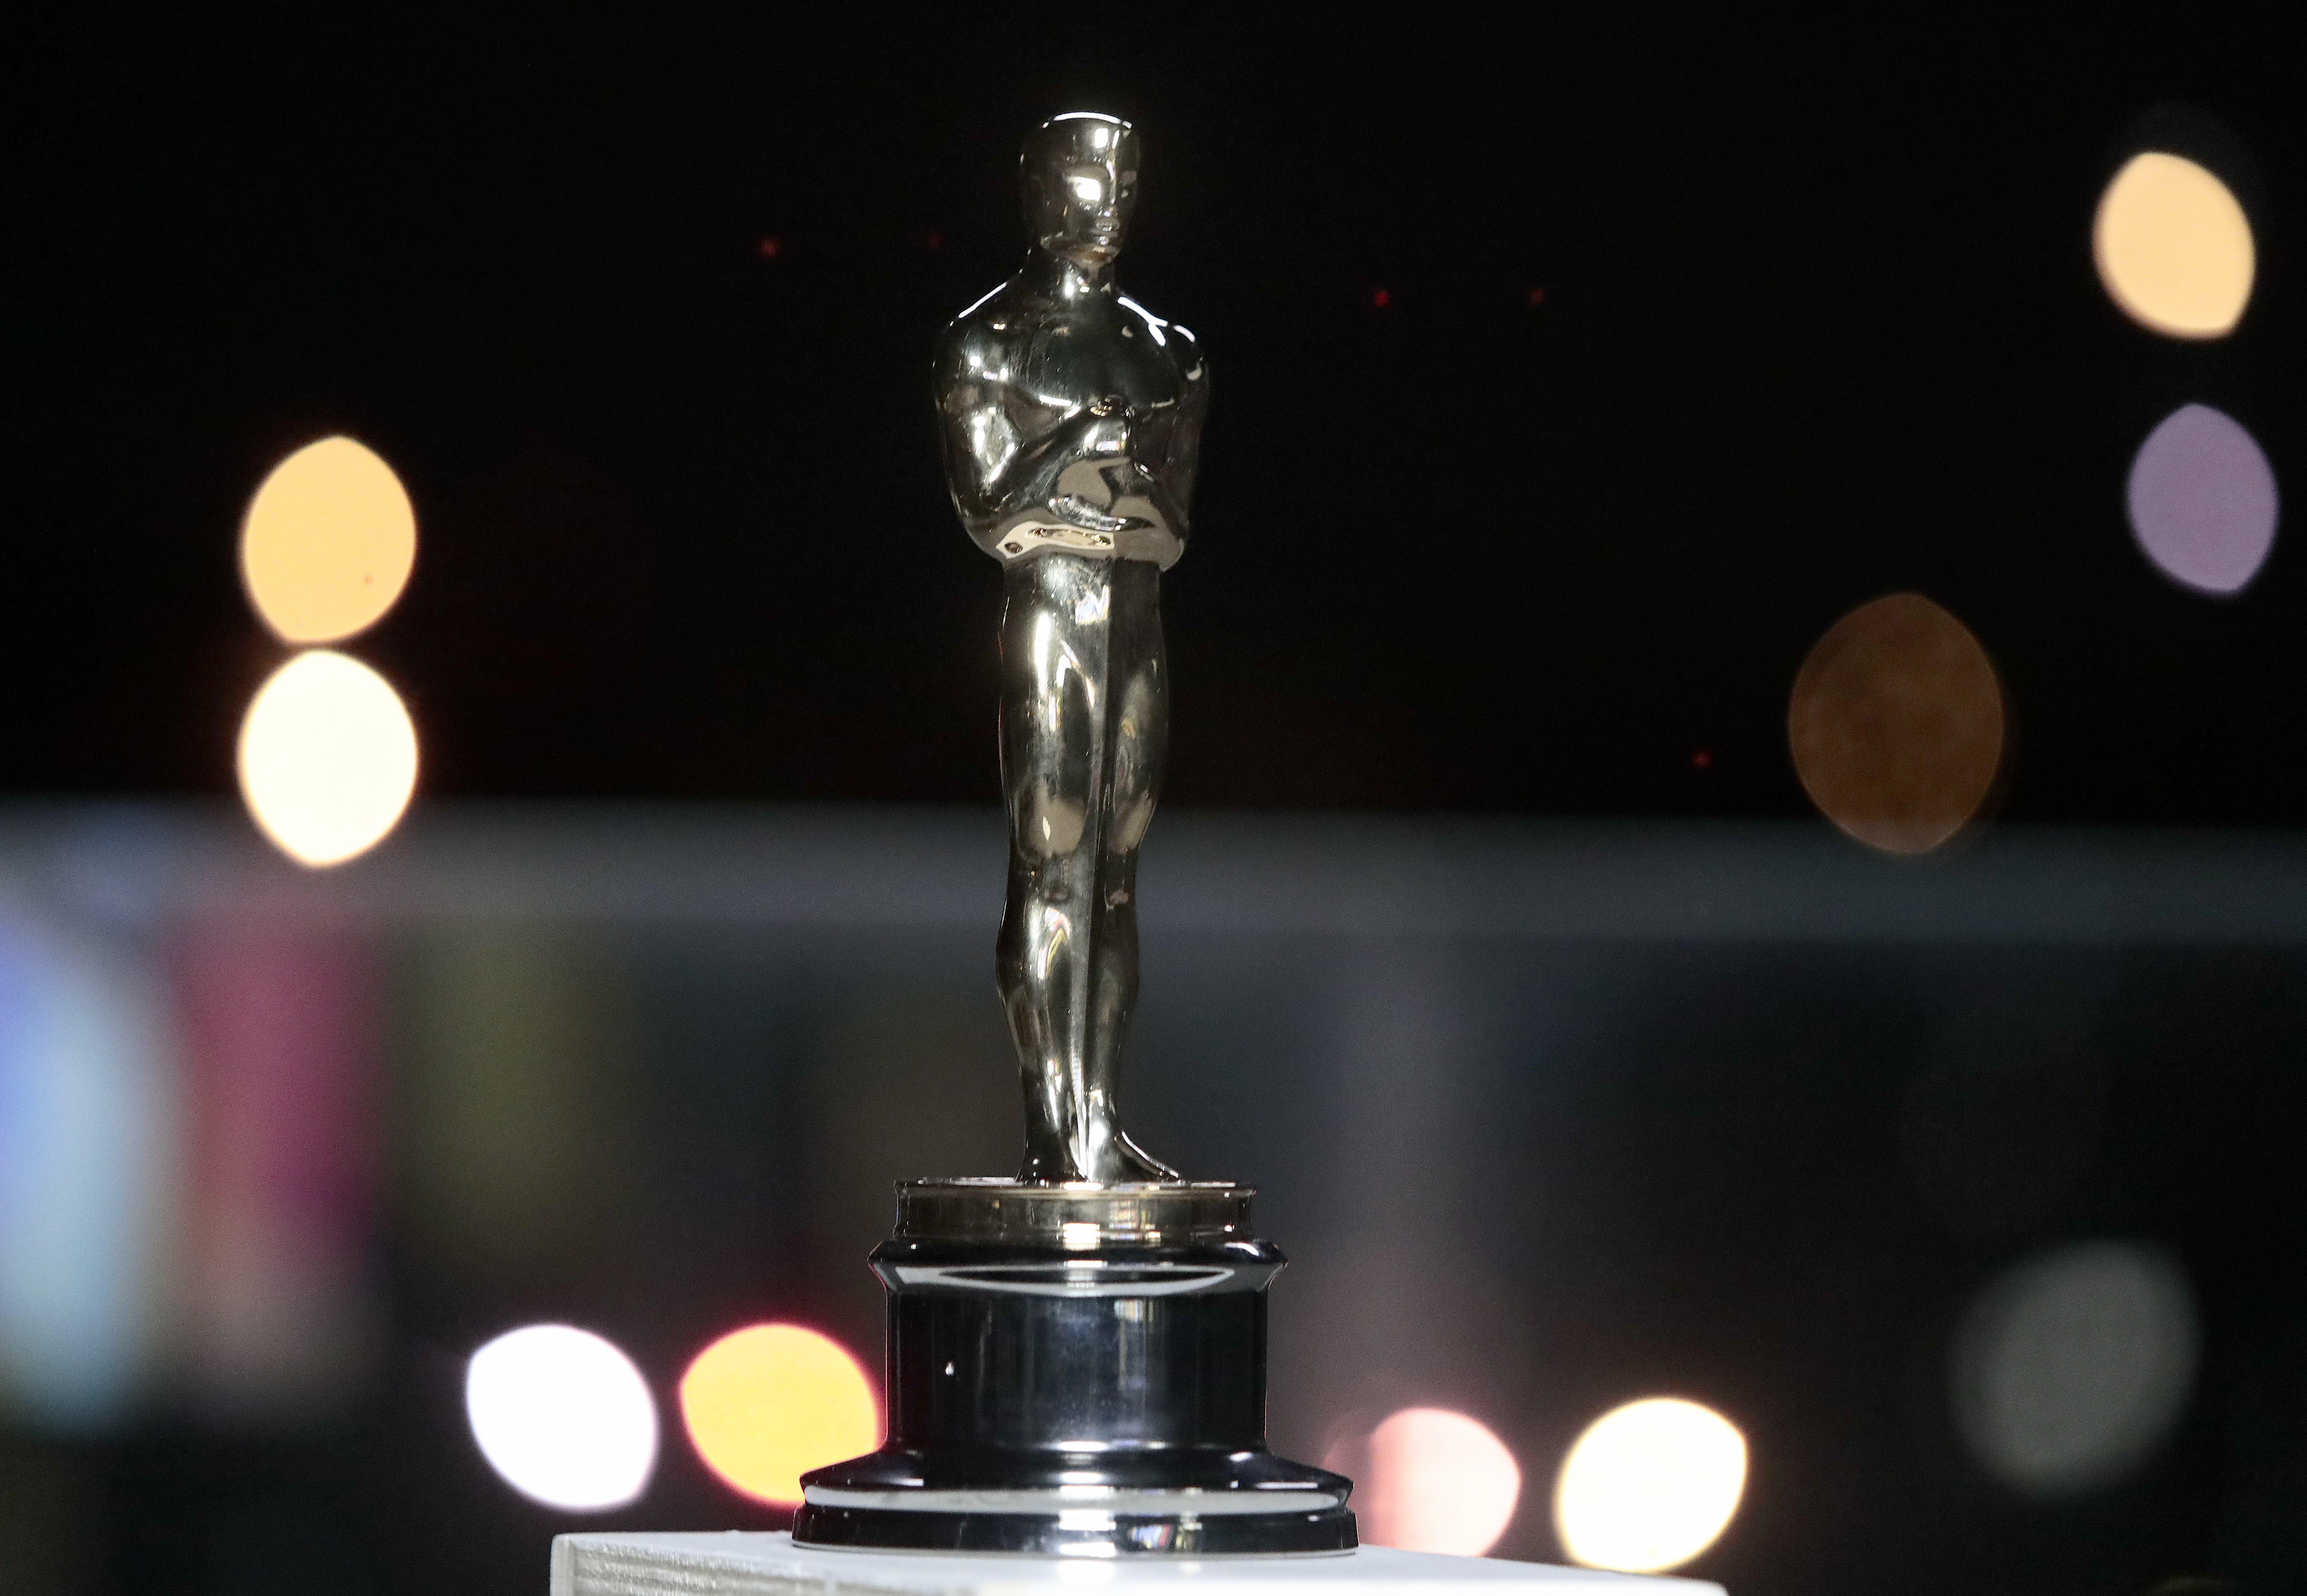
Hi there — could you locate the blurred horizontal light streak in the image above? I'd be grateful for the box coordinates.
[27,805,2307,945]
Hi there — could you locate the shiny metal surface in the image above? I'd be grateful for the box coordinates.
[933,111,1209,1185]
[794,1183,1355,1556]
[790,1503,1355,1556]
[894,1179,1252,1245]
[792,114,1351,1557]
[800,1487,1347,1516]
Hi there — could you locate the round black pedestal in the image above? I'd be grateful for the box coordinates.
[792,1182,1356,1556]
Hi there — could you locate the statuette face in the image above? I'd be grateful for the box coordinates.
[931,113,1210,1184]
[1025,112,1138,266]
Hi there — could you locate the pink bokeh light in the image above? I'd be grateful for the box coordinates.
[2127,403,2279,595]
[1328,1406,1522,1555]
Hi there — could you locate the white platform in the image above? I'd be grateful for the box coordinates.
[550,1532,1723,1596]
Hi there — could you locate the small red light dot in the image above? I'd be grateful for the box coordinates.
[926,231,943,252]
[758,237,782,259]
[1372,288,1390,308]
[1691,750,1712,769]
[1527,286,1546,307]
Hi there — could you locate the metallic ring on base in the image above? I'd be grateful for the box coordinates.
[893,1180,1253,1245]
[790,1498,1358,1556]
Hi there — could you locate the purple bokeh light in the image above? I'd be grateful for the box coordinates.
[2126,403,2279,596]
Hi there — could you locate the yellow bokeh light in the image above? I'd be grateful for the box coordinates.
[2093,151,2254,339]
[1554,1397,1746,1574]
[679,1324,879,1507]
[241,435,417,643]
[237,649,419,868]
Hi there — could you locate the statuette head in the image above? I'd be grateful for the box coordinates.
[1022,112,1139,268]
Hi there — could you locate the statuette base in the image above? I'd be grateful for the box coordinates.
[792,1183,1354,1556]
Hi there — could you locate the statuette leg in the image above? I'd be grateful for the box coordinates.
[996,553,1175,1183]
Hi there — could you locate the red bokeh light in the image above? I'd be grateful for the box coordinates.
[757,237,782,260]
[1371,288,1390,308]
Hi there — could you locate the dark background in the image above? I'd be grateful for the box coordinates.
[5,14,2299,821]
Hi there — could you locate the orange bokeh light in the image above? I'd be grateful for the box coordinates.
[1787,592,2005,856]
[678,1323,878,1507]
[240,435,417,644]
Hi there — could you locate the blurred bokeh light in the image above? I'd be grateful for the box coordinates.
[1952,1240,2198,1498]
[1787,593,2005,855]
[236,649,419,868]
[2093,152,2255,339]
[400,929,632,1279]
[173,926,379,1420]
[464,1324,658,1511]
[2127,403,2279,595]
[1330,1407,1521,1555]
[0,915,176,1430]
[1553,1397,1746,1573]
[678,1323,878,1506]
[240,437,417,644]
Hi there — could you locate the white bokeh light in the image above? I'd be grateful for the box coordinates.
[1339,1407,1522,1555]
[237,649,418,867]
[465,1324,659,1511]
[1554,1398,1746,1573]
[1952,1240,2197,1497]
